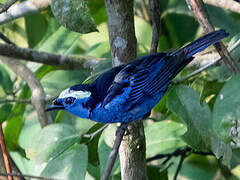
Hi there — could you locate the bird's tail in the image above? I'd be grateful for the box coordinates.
[173,29,229,59]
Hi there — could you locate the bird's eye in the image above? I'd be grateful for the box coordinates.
[65,97,75,105]
[54,99,62,105]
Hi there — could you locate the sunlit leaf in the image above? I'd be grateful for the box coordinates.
[51,0,97,33]
[98,125,120,176]
[145,120,186,157]
[26,123,81,164]
[213,73,240,143]
[0,64,13,93]
[41,144,88,180]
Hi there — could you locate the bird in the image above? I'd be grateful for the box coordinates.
[46,29,228,124]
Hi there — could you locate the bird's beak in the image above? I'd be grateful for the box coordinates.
[45,104,65,112]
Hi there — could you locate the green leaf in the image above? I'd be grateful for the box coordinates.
[147,165,168,180]
[86,163,100,180]
[168,86,233,165]
[231,148,240,169]
[153,93,168,114]
[181,154,218,180]
[4,85,29,150]
[168,86,212,151]
[145,120,186,157]
[135,16,152,53]
[4,65,56,150]
[207,5,240,35]
[213,73,240,143]
[228,33,240,62]
[0,104,12,123]
[37,26,82,54]
[25,13,48,47]
[26,123,81,164]
[41,144,88,180]
[41,69,89,95]
[85,123,104,165]
[88,0,107,25]
[98,125,120,176]
[51,0,97,33]
[0,64,13,94]
[200,80,224,110]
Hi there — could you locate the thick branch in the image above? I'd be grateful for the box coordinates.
[186,0,239,74]
[1,57,52,127]
[104,0,137,66]
[104,0,147,179]
[203,0,240,14]
[0,0,50,25]
[149,0,161,54]
[0,43,100,70]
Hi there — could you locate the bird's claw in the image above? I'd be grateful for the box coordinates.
[115,123,129,136]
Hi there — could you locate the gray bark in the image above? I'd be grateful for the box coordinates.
[104,0,147,179]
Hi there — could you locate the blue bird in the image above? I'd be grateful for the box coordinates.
[46,30,228,123]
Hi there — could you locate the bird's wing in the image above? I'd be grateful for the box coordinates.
[102,52,180,109]
[69,64,126,110]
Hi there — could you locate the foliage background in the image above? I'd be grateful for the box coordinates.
[0,0,240,179]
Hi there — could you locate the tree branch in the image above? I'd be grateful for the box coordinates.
[173,154,186,180]
[185,0,239,74]
[147,146,213,162]
[101,123,127,180]
[0,123,13,180]
[0,0,50,25]
[149,0,161,54]
[0,32,16,45]
[0,173,57,180]
[0,43,100,70]
[104,1,147,179]
[176,38,240,82]
[0,98,31,104]
[0,0,18,14]
[1,56,52,127]
[83,124,109,142]
[147,147,214,180]
[203,0,240,14]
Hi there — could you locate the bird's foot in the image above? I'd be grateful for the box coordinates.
[116,123,129,136]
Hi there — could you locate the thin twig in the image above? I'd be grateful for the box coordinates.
[83,124,109,141]
[0,43,100,70]
[176,38,240,82]
[0,0,50,25]
[185,0,239,74]
[147,146,213,162]
[0,98,31,104]
[147,147,213,180]
[0,32,16,46]
[173,154,186,180]
[149,0,161,54]
[0,173,58,180]
[0,0,18,14]
[141,0,150,22]
[0,123,13,180]
[101,123,128,180]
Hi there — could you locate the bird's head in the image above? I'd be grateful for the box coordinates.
[46,88,91,118]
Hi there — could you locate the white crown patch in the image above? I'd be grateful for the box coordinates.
[59,88,91,99]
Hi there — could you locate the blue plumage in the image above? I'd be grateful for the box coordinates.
[46,30,228,123]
